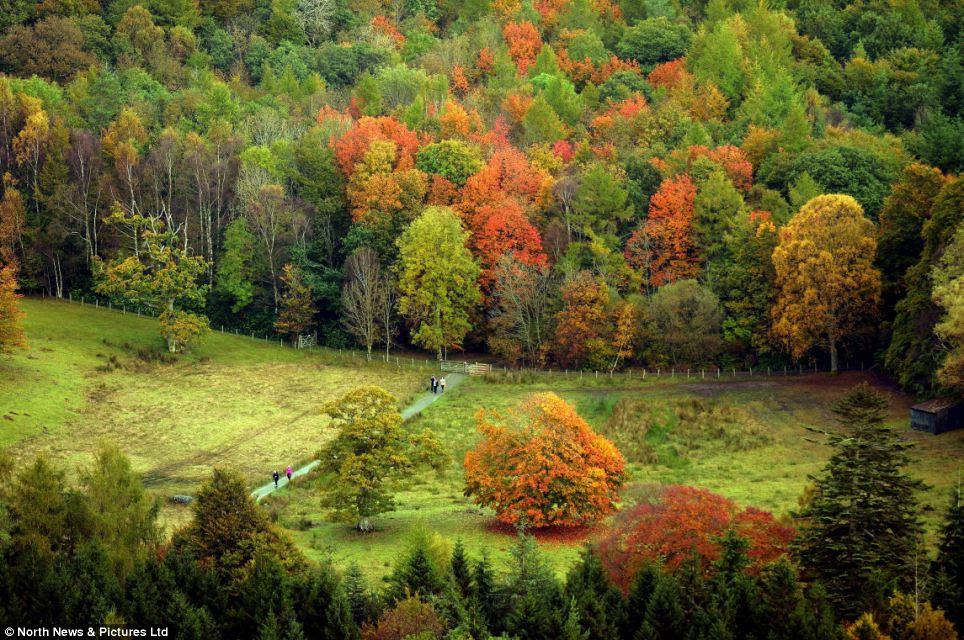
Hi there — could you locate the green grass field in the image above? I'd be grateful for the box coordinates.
[268,373,964,581]
[4,298,963,582]
[0,298,425,529]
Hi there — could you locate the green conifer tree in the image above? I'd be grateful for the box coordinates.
[793,384,927,617]
[931,484,964,625]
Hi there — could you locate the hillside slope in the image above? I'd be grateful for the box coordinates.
[0,298,424,504]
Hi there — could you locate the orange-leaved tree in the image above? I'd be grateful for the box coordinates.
[595,485,795,591]
[552,271,610,369]
[463,392,625,528]
[503,21,541,74]
[333,116,421,177]
[771,194,880,372]
[640,174,699,287]
[0,176,25,353]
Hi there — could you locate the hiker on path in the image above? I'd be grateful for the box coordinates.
[272,470,280,488]
[431,376,437,394]
[286,465,293,481]
[440,376,446,393]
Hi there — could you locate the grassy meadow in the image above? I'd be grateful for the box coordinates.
[3,299,963,582]
[0,298,425,528]
[267,372,964,581]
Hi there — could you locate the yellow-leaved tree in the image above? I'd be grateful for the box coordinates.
[771,195,881,372]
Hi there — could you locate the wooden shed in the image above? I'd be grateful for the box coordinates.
[910,399,964,434]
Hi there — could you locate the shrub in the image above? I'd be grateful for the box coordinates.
[595,484,795,591]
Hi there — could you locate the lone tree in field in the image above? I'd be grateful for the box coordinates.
[464,392,626,528]
[771,194,880,372]
[396,206,480,360]
[342,246,395,359]
[94,206,209,353]
[793,383,926,617]
[318,386,448,532]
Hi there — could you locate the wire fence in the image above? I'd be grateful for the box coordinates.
[48,292,866,381]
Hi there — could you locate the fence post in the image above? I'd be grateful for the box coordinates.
[733,368,736,377]
[717,367,720,378]
[657,368,660,377]
[643,368,646,378]
[672,368,674,378]
[95,299,98,308]
[595,371,598,379]
[68,292,72,303]
[702,369,705,379]
[750,367,753,376]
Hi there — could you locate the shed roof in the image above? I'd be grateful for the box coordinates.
[912,398,962,413]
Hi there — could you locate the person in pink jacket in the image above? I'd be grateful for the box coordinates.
[285,465,293,481]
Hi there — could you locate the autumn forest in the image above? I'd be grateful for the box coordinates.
[0,0,963,635]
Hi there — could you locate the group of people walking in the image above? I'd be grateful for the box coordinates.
[272,465,293,488]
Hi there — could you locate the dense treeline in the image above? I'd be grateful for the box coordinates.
[0,0,961,390]
[0,384,962,637]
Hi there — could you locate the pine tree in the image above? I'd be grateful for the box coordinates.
[931,484,964,625]
[802,583,843,640]
[343,562,378,629]
[451,539,472,599]
[292,562,358,640]
[637,574,686,640]
[564,546,624,640]
[503,533,562,640]
[471,551,499,630]
[388,544,446,600]
[759,559,810,640]
[793,383,927,617]
[622,565,659,640]
[560,597,590,640]
[709,531,762,640]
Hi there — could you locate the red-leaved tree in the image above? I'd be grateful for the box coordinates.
[472,198,547,292]
[595,485,795,591]
[464,392,626,528]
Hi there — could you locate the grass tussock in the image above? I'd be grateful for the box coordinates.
[602,397,773,466]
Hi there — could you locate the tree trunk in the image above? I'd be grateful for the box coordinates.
[829,339,838,373]
[166,299,177,353]
[356,517,374,533]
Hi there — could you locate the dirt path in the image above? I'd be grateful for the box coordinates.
[250,372,466,502]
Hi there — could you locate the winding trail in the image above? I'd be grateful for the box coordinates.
[250,372,466,502]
